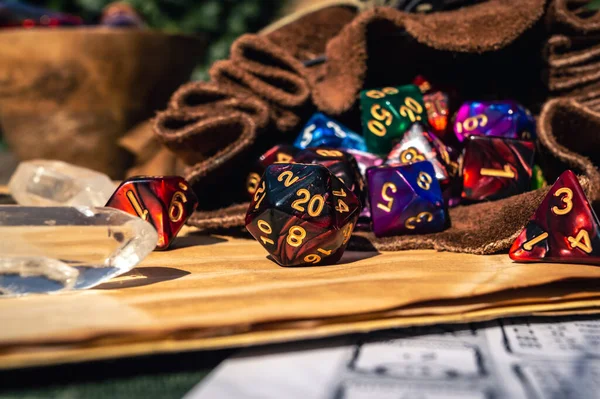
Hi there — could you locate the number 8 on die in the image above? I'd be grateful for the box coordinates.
[245,163,361,267]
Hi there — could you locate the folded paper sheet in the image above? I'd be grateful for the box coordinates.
[1,229,600,369]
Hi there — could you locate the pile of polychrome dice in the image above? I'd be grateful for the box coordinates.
[244,75,600,267]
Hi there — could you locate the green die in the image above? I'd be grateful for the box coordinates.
[531,164,548,190]
[360,84,427,155]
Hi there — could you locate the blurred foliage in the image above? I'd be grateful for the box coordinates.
[588,0,600,10]
[30,0,285,80]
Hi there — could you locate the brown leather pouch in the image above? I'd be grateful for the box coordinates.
[147,0,600,254]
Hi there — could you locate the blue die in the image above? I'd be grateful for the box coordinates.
[294,113,367,151]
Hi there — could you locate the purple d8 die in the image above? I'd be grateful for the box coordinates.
[453,101,536,143]
[367,161,447,237]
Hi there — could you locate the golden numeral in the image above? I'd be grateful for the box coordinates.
[303,248,333,264]
[307,195,325,216]
[455,121,462,134]
[260,237,274,245]
[178,182,188,191]
[366,87,398,99]
[405,97,423,113]
[418,81,431,93]
[568,229,593,254]
[456,114,488,134]
[400,147,426,164]
[246,172,261,195]
[480,164,515,178]
[335,199,349,213]
[366,90,385,99]
[464,114,488,131]
[304,254,321,264]
[367,120,387,137]
[277,170,299,187]
[342,222,354,244]
[257,219,274,245]
[377,182,397,213]
[522,232,549,251]
[168,191,188,223]
[318,248,332,255]
[332,188,346,197]
[370,104,393,126]
[291,189,325,217]
[277,152,293,163]
[399,96,424,122]
[417,171,433,190]
[552,187,573,216]
[316,149,343,157]
[126,190,148,221]
[431,98,446,115]
[287,226,307,247]
[405,211,433,230]
[438,142,451,164]
[254,181,266,209]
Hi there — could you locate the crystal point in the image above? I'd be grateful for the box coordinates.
[0,257,79,296]
[9,160,116,207]
[0,206,158,296]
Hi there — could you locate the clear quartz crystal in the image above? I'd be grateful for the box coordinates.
[9,160,117,207]
[0,257,79,295]
[0,206,158,296]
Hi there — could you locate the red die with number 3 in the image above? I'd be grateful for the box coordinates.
[106,176,198,250]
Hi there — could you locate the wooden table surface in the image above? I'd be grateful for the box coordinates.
[2,224,600,369]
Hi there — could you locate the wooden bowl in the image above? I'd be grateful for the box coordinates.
[0,28,205,178]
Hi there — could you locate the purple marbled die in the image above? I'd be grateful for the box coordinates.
[367,161,447,237]
[453,101,536,143]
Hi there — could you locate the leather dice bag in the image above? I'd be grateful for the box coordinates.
[149,0,600,255]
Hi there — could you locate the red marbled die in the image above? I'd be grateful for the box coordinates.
[510,170,600,265]
[106,176,198,250]
[461,136,534,202]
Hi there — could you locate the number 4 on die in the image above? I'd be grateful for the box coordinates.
[510,170,600,264]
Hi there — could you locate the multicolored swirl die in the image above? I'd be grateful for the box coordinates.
[245,145,298,199]
[461,136,535,202]
[106,176,198,250]
[386,123,455,182]
[360,84,428,155]
[510,170,600,265]
[424,92,449,136]
[245,163,360,266]
[344,149,384,178]
[367,161,447,237]
[294,113,367,151]
[453,101,536,142]
[294,148,366,206]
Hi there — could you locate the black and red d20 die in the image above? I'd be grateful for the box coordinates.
[245,145,297,199]
[106,176,198,250]
[294,148,366,207]
[461,136,535,201]
[510,170,600,265]
[245,163,360,267]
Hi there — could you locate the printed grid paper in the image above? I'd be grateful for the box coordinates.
[187,316,600,399]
